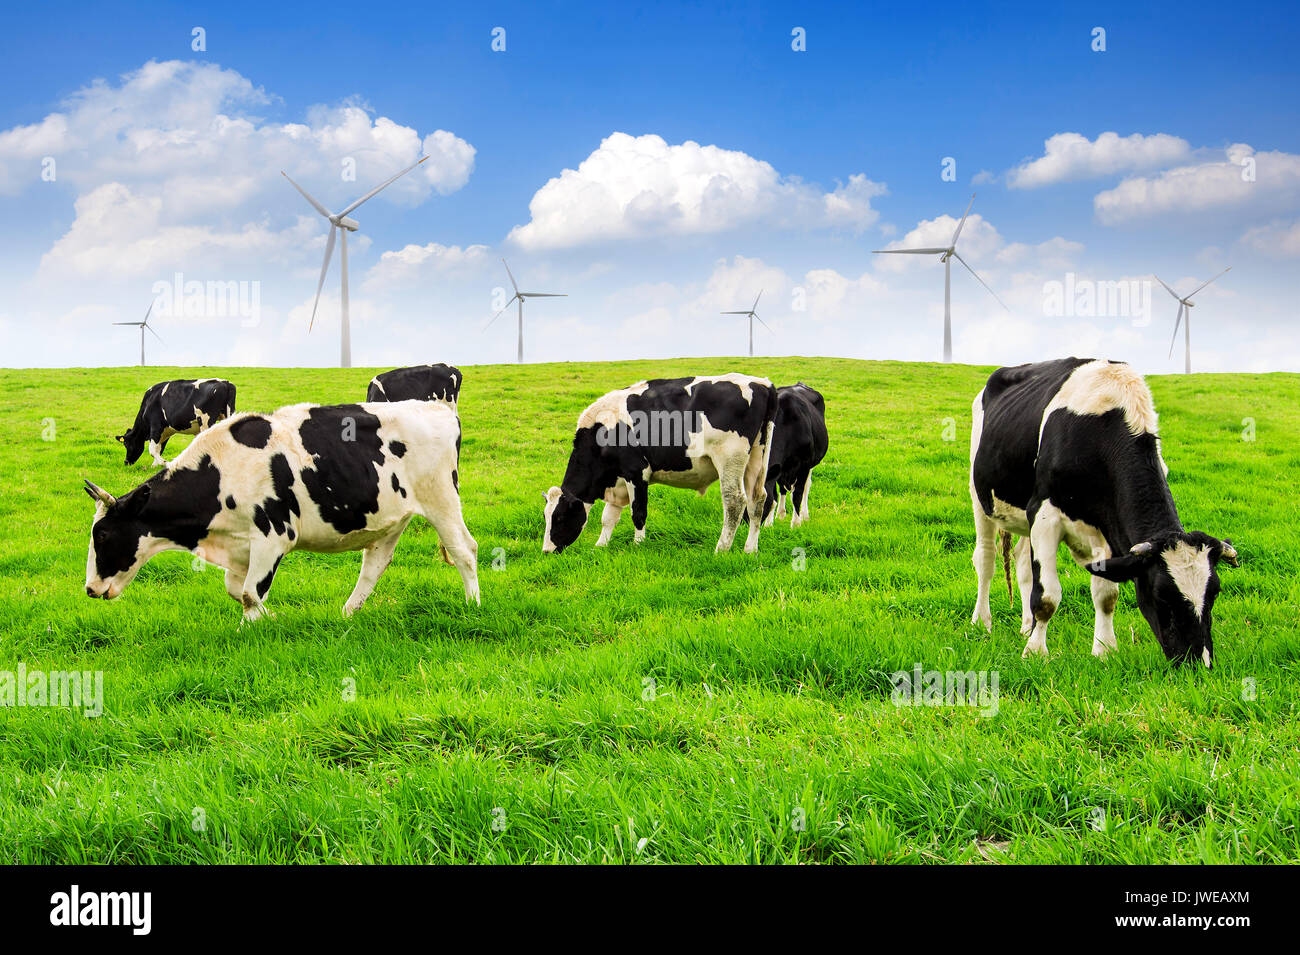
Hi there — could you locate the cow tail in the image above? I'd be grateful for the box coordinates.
[761,381,778,477]
[999,530,1014,602]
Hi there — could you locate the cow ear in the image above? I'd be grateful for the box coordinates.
[1216,538,1240,568]
[124,484,151,515]
[1086,542,1155,583]
[115,434,124,443]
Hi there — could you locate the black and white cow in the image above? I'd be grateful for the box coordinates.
[86,400,478,621]
[117,378,236,466]
[969,358,1237,666]
[543,374,778,554]
[367,364,461,408]
[761,383,828,528]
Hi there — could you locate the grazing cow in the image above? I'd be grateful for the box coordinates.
[543,374,778,554]
[367,363,461,408]
[761,383,828,528]
[969,358,1237,666]
[85,400,478,621]
[117,378,236,466]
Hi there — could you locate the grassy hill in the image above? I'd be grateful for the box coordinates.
[1,358,1298,863]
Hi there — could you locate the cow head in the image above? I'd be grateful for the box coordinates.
[1088,532,1239,667]
[116,428,146,466]
[542,486,591,554]
[83,479,162,599]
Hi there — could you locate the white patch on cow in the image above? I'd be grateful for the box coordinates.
[683,373,769,405]
[1039,360,1159,450]
[370,376,387,396]
[990,492,1030,535]
[576,381,649,430]
[1202,646,1212,667]
[1163,539,1212,619]
[1058,509,1111,567]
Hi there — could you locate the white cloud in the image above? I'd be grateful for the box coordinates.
[1238,218,1300,258]
[363,241,492,290]
[1008,131,1191,189]
[1094,144,1300,224]
[507,132,885,250]
[873,213,1003,272]
[0,60,475,203]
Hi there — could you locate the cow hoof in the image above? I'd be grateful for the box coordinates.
[1091,641,1117,659]
[1021,641,1048,658]
[971,608,992,632]
[744,541,759,555]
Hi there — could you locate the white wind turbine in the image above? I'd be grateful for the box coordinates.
[1154,267,1230,374]
[872,193,1007,362]
[282,155,429,368]
[484,259,567,363]
[113,301,162,366]
[720,290,772,357]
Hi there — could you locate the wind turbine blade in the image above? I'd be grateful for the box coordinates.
[309,227,337,331]
[281,171,332,218]
[1152,274,1182,302]
[1185,266,1232,300]
[501,259,520,295]
[753,289,763,312]
[147,324,164,344]
[143,300,154,323]
[483,295,519,330]
[872,247,949,255]
[112,322,142,326]
[1168,304,1184,359]
[953,253,1009,310]
[521,293,567,298]
[720,310,752,315]
[754,313,773,332]
[338,155,430,218]
[950,193,976,247]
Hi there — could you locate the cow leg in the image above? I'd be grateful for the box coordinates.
[970,496,997,632]
[790,471,810,529]
[415,476,480,605]
[343,519,410,616]
[798,471,812,521]
[597,481,630,546]
[741,442,768,554]
[714,463,747,553]
[1090,574,1120,658]
[1025,501,1064,657]
[627,477,649,544]
[240,542,284,623]
[148,437,166,467]
[224,568,246,605]
[762,479,778,527]
[773,488,787,520]
[1014,537,1034,635]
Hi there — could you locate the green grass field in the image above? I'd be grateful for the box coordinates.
[2,358,1298,863]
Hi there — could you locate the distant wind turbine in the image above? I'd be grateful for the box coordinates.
[872,193,1007,363]
[113,301,162,366]
[1154,267,1230,374]
[282,155,429,368]
[720,290,772,357]
[484,259,567,363]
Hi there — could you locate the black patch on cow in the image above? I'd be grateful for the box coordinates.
[256,555,283,599]
[92,454,224,578]
[230,415,273,449]
[225,495,236,509]
[367,364,462,403]
[391,473,407,498]
[298,405,386,534]
[252,452,300,537]
[389,440,406,458]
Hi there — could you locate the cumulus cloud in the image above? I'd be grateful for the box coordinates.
[507,132,885,250]
[363,241,492,290]
[1008,131,1191,189]
[873,212,1003,272]
[1238,219,1300,258]
[1094,144,1300,224]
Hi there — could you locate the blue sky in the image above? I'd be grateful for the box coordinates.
[2,0,1297,369]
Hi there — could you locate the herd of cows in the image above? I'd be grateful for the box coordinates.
[82,358,1237,668]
